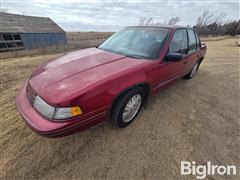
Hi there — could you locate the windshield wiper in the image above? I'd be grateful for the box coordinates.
[125,54,145,59]
[99,47,122,55]
[99,47,146,59]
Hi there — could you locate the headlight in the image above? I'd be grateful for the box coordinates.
[33,96,83,120]
[33,96,55,118]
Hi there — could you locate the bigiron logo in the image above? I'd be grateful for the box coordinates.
[181,161,237,179]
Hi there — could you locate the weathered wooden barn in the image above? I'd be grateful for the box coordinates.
[0,13,66,51]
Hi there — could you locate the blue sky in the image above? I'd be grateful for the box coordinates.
[1,0,239,31]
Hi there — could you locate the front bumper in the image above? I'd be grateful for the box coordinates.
[15,82,108,138]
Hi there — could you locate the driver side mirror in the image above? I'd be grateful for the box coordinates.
[165,53,183,62]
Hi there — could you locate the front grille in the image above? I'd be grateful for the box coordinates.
[26,83,35,105]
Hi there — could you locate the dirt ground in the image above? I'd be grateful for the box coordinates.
[0,37,239,179]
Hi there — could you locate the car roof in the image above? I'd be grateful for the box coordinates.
[126,25,192,30]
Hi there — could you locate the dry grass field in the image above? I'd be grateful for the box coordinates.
[66,32,114,41]
[0,37,239,179]
[0,32,114,60]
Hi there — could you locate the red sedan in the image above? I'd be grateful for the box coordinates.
[16,26,207,137]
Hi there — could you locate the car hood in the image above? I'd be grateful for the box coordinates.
[29,48,147,105]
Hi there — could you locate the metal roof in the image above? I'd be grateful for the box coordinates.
[0,13,65,33]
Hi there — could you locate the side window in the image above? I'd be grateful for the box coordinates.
[187,29,197,54]
[194,31,200,50]
[169,29,188,54]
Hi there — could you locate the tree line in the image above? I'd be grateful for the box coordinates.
[138,10,240,36]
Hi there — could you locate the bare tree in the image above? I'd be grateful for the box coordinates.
[196,10,214,27]
[139,16,180,26]
[167,17,180,26]
[195,10,229,36]
[138,17,146,25]
[162,19,168,25]
[213,12,226,25]
[138,17,154,25]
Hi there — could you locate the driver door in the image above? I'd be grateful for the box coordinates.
[152,29,188,90]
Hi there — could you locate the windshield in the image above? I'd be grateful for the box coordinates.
[99,27,169,59]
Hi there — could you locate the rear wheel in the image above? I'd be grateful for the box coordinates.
[184,61,200,79]
[111,87,144,128]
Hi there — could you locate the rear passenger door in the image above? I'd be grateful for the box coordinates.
[185,29,201,72]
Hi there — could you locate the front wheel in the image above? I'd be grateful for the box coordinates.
[111,87,144,128]
[184,61,200,80]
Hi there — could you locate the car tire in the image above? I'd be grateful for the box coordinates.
[111,87,145,128]
[184,60,201,80]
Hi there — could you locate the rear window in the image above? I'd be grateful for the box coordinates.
[194,31,201,50]
[187,29,197,54]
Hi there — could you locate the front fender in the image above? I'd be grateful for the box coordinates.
[73,65,152,117]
